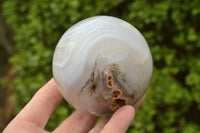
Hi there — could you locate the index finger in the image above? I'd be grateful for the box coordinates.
[100,105,135,133]
[14,78,63,128]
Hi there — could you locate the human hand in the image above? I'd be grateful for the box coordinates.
[3,78,145,133]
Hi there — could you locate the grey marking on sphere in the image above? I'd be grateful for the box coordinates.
[81,58,98,92]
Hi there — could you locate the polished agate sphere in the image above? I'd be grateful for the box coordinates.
[52,16,153,116]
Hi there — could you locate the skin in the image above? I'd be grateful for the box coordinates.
[3,78,146,133]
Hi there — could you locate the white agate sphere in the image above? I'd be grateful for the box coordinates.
[52,16,153,116]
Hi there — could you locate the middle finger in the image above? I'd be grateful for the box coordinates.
[53,110,98,133]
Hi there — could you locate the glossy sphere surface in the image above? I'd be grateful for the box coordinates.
[52,16,153,116]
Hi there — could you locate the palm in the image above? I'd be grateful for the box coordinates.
[3,79,145,133]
